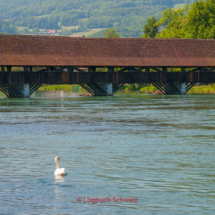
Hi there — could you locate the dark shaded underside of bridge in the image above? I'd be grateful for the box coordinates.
[0,34,215,97]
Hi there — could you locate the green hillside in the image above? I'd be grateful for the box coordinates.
[0,0,196,37]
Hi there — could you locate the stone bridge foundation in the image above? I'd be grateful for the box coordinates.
[153,82,194,95]
[0,83,41,98]
[79,83,123,96]
[97,83,113,96]
[16,84,30,97]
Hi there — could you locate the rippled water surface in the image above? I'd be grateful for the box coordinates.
[0,91,215,215]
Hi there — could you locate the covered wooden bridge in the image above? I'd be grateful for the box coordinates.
[0,34,215,97]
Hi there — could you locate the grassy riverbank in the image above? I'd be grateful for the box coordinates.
[39,85,76,91]
[189,85,215,93]
[38,84,158,93]
[38,84,215,94]
[120,85,157,93]
[39,85,86,92]
[121,84,215,94]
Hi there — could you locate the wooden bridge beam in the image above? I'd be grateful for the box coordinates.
[0,71,215,85]
[73,67,87,73]
[0,69,214,97]
[181,67,185,72]
[200,66,205,72]
[6,66,11,72]
[108,67,114,72]
[162,67,167,72]
[88,67,96,72]
[145,67,150,72]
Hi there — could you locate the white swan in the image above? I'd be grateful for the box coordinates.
[54,156,67,176]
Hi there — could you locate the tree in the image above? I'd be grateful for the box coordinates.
[142,16,158,38]
[155,6,188,38]
[22,28,30,34]
[103,28,120,38]
[155,0,215,39]
[2,24,9,33]
[186,0,215,39]
[9,24,16,34]
[113,22,120,28]
[32,27,39,35]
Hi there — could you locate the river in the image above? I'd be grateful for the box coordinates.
[0,91,215,214]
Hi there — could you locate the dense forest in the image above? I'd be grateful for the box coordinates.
[0,0,196,37]
[0,21,16,33]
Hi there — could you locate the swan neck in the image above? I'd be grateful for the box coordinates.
[56,160,60,169]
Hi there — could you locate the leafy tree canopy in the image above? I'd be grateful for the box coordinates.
[155,6,188,38]
[154,0,215,39]
[103,28,120,38]
[142,16,158,38]
[186,0,215,39]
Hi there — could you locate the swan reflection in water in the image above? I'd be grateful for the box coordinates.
[54,175,66,182]
[54,175,66,201]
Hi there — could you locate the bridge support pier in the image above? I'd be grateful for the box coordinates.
[16,83,30,98]
[80,83,123,96]
[175,82,186,94]
[153,82,194,95]
[97,83,113,96]
[0,84,41,98]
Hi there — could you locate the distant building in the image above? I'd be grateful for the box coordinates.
[47,30,56,34]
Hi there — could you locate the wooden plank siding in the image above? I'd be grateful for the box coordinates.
[0,72,215,85]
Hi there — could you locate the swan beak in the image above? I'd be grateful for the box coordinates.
[59,158,61,161]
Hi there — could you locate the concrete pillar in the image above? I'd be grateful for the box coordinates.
[1,83,41,98]
[175,82,186,94]
[97,83,113,96]
[153,82,187,95]
[16,83,30,98]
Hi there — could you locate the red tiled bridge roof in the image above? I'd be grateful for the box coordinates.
[0,34,215,67]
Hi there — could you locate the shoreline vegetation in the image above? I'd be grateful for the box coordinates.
[38,84,215,94]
